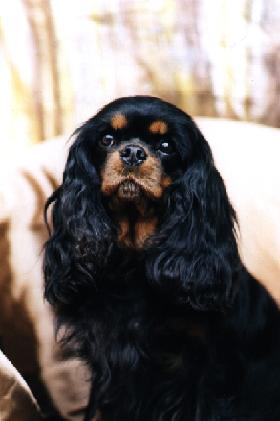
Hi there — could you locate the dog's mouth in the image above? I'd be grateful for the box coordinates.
[117,179,141,201]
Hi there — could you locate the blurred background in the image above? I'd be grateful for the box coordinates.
[0,0,280,160]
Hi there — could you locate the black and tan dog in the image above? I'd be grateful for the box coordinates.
[44,96,280,421]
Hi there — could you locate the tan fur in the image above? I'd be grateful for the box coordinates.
[118,180,140,201]
[101,152,167,200]
[118,218,133,248]
[101,151,125,196]
[115,215,157,249]
[149,120,168,135]
[137,157,163,199]
[111,113,127,130]
[135,197,151,217]
[101,147,171,249]
[134,217,158,248]
[160,175,172,189]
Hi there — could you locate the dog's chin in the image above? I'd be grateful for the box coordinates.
[117,180,142,202]
[104,178,161,203]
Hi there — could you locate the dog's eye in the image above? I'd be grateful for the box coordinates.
[100,134,115,148]
[158,139,174,155]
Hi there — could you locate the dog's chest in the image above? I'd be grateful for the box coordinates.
[151,315,207,371]
[92,288,209,420]
[99,302,207,421]
[101,289,207,372]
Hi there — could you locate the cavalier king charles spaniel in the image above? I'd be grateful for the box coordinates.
[44,96,280,421]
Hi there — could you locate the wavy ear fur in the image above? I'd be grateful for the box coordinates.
[44,129,114,309]
[146,125,241,311]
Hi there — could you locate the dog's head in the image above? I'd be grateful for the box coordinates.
[81,96,194,248]
[44,96,241,312]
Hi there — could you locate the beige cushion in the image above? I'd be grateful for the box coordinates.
[0,349,42,421]
[0,137,89,420]
[197,117,280,301]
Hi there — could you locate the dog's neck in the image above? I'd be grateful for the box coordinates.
[107,194,160,248]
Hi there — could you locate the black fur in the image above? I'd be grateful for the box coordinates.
[44,96,280,420]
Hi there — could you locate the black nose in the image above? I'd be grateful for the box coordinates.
[120,145,147,167]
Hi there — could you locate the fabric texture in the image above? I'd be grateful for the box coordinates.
[0,137,90,420]
[0,0,280,158]
[0,349,42,421]
[197,117,280,301]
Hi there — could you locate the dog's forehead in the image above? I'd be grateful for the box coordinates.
[97,96,191,135]
[111,113,169,134]
[106,109,171,136]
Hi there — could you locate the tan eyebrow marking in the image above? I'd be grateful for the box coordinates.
[111,113,127,130]
[149,120,168,135]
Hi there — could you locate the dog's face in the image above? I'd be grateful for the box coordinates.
[82,96,196,247]
[95,107,183,200]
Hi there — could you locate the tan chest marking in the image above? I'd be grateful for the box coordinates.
[118,218,133,248]
[117,216,158,249]
[134,217,158,248]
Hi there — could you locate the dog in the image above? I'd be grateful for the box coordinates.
[44,96,280,421]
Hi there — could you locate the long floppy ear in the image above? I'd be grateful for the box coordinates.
[44,130,114,309]
[146,124,241,312]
